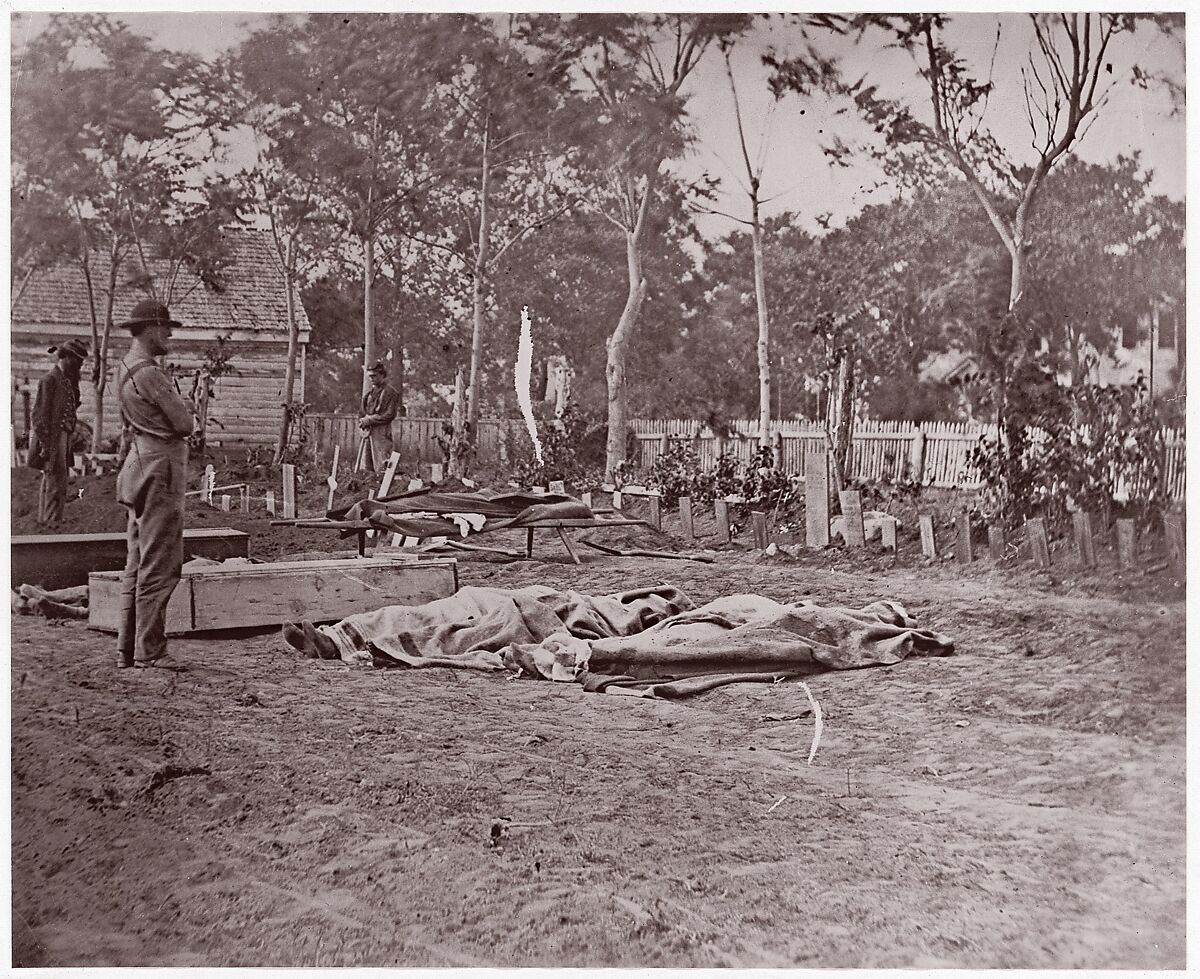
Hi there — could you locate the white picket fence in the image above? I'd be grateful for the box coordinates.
[630,418,1186,499]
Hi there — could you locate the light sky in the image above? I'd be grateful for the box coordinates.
[9,10,1187,241]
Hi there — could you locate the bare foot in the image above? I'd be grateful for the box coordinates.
[281,622,318,658]
[302,621,340,660]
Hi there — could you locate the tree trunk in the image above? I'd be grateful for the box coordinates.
[605,229,648,481]
[751,194,772,455]
[466,114,491,442]
[274,236,300,464]
[362,233,375,397]
[448,367,468,477]
[826,343,856,492]
[91,251,119,454]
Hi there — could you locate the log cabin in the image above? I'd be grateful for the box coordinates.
[11,227,311,450]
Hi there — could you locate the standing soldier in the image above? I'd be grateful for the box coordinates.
[356,360,400,472]
[29,338,88,527]
[114,300,196,671]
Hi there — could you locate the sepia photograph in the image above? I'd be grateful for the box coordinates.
[7,6,1188,969]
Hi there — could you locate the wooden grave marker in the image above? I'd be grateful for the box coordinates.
[714,498,731,543]
[751,511,769,549]
[612,490,623,510]
[918,515,937,560]
[203,464,216,506]
[647,494,662,530]
[1116,519,1138,570]
[881,516,897,553]
[325,444,341,512]
[1072,511,1097,569]
[988,525,1005,561]
[804,451,831,548]
[265,490,276,517]
[220,494,232,512]
[679,496,696,539]
[954,513,973,564]
[548,480,566,495]
[282,464,296,520]
[1025,517,1051,568]
[837,489,866,547]
[1164,511,1185,579]
[581,491,592,509]
[430,462,444,483]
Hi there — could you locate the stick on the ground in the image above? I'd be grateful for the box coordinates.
[578,540,715,563]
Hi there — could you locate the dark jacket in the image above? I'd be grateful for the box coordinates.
[29,365,79,470]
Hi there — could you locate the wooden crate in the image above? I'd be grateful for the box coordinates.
[87,557,458,635]
[12,528,250,591]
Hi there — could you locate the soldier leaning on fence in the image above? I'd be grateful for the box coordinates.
[29,338,88,527]
[114,300,197,672]
[357,360,401,472]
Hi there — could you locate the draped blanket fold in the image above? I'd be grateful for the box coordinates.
[316,585,954,697]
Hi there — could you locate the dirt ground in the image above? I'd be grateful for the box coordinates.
[9,461,1187,968]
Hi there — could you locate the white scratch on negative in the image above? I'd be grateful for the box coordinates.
[799,681,823,765]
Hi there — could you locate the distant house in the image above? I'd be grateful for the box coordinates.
[10,228,311,449]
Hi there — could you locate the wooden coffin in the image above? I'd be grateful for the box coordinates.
[12,528,250,591]
[87,556,458,635]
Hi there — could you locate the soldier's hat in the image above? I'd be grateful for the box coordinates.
[48,338,89,361]
[119,299,181,334]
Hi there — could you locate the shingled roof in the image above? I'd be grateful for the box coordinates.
[12,227,311,339]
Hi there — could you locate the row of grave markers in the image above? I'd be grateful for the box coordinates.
[594,449,1185,579]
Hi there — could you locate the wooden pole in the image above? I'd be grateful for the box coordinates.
[837,490,866,547]
[954,512,973,564]
[714,498,731,544]
[804,450,830,548]
[1116,519,1138,570]
[679,496,695,539]
[1072,511,1097,569]
[751,511,769,549]
[282,464,296,520]
[918,515,937,560]
[1025,518,1051,568]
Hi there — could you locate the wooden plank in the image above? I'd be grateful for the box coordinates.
[1164,511,1185,579]
[679,496,695,539]
[612,490,623,510]
[88,574,194,635]
[804,451,830,548]
[988,525,1005,561]
[881,516,897,552]
[1025,518,1051,568]
[581,491,592,510]
[326,444,341,512]
[87,557,459,634]
[647,494,661,531]
[12,528,250,591]
[203,464,215,506]
[1117,519,1138,570]
[282,464,296,520]
[837,490,866,547]
[1072,511,1097,569]
[751,511,769,549]
[919,515,937,560]
[376,452,401,499]
[430,463,444,483]
[714,498,730,543]
[954,512,973,564]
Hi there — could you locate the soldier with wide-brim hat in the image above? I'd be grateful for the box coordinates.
[29,337,89,525]
[113,299,196,671]
[357,360,401,472]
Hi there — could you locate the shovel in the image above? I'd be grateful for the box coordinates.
[326,444,340,512]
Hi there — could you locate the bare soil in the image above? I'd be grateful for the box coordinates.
[10,461,1186,967]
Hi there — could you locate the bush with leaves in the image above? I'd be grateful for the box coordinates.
[969,371,1172,534]
[512,402,607,488]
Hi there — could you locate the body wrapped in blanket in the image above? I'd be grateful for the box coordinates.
[282,585,954,699]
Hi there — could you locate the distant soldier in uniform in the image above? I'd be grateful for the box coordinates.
[29,338,88,526]
[114,300,196,671]
[356,360,401,472]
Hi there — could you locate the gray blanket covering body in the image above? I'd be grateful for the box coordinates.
[318,586,954,693]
